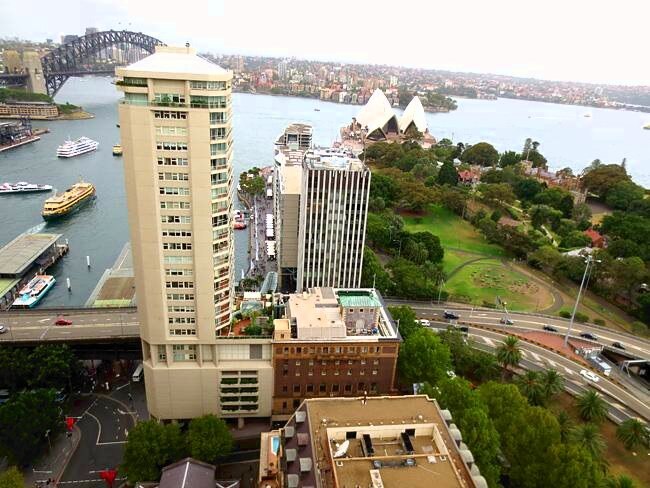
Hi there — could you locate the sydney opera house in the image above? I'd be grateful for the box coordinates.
[339,88,437,153]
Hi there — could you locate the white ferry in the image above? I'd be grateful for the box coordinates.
[0,182,53,194]
[12,275,56,308]
[56,137,99,158]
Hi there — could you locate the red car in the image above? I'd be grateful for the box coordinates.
[55,317,73,326]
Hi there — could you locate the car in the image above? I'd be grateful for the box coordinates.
[579,369,600,383]
[611,341,626,350]
[580,332,599,341]
[0,389,9,405]
[443,311,460,320]
[417,319,431,328]
[0,324,7,334]
[543,325,559,333]
[55,317,73,326]
[500,317,514,325]
[54,389,68,404]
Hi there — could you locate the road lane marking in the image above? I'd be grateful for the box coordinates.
[564,367,574,375]
[482,337,495,347]
[546,358,558,367]
[530,352,542,362]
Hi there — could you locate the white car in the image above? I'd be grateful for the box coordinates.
[579,369,600,383]
[0,324,7,334]
[417,319,431,327]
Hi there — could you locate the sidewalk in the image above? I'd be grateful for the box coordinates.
[23,426,81,487]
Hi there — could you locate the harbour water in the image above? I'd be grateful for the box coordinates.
[0,76,648,307]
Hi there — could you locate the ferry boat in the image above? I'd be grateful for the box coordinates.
[0,182,53,194]
[112,144,123,156]
[56,136,99,158]
[42,181,96,220]
[12,275,56,308]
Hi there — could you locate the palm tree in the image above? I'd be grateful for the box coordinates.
[576,390,608,423]
[605,475,637,488]
[569,423,606,458]
[516,370,544,405]
[496,335,522,378]
[616,418,650,450]
[556,410,573,443]
[540,369,565,403]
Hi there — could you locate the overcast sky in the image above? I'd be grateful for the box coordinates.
[1,0,647,86]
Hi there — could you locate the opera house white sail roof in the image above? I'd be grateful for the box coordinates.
[355,88,400,140]
[400,95,428,134]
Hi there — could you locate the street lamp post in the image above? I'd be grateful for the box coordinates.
[563,255,599,347]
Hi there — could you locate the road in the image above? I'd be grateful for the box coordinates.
[385,300,650,360]
[432,323,650,422]
[0,308,139,341]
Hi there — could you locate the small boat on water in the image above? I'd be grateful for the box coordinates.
[112,144,123,156]
[12,275,56,308]
[314,108,321,111]
[42,181,96,220]
[57,136,99,158]
[644,124,650,130]
[0,182,53,194]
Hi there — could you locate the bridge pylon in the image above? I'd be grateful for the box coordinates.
[22,51,47,94]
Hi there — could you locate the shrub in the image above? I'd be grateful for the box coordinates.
[559,310,572,319]
[574,312,589,323]
[593,318,606,327]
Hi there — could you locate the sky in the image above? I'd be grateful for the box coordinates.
[1,0,648,86]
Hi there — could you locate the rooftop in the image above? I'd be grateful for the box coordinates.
[158,458,215,488]
[282,287,398,341]
[118,45,227,79]
[281,396,481,488]
[0,233,62,276]
[304,148,365,172]
[278,164,303,194]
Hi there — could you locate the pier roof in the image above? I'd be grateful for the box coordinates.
[0,233,62,276]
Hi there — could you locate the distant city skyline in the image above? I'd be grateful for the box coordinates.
[1,0,646,86]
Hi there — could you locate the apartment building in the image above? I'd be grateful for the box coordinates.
[271,287,400,417]
[117,45,274,421]
[259,395,488,488]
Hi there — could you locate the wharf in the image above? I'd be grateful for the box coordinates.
[86,242,136,307]
[0,133,40,153]
[0,233,69,310]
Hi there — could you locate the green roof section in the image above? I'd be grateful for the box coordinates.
[337,291,381,308]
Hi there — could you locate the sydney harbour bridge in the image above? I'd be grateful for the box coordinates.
[0,30,164,96]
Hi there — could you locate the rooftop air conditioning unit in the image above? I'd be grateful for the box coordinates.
[285,425,295,438]
[286,448,297,462]
[287,474,299,488]
[296,411,306,423]
[299,457,313,472]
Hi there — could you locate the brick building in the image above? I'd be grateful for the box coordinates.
[271,287,400,417]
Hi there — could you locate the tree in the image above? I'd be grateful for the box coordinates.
[571,203,592,229]
[540,369,565,402]
[461,142,499,166]
[187,415,233,463]
[0,467,24,488]
[478,183,516,207]
[477,382,529,443]
[410,231,444,263]
[534,187,575,217]
[514,178,543,201]
[530,204,563,230]
[387,258,440,300]
[398,328,452,386]
[575,390,607,423]
[369,171,400,207]
[360,247,393,294]
[546,443,605,488]
[437,160,459,186]
[457,407,501,486]
[122,421,187,483]
[605,475,638,488]
[499,150,522,168]
[516,370,545,406]
[496,336,522,377]
[388,305,421,341]
[0,389,62,465]
[560,231,591,249]
[616,418,650,450]
[556,410,573,442]
[605,180,646,210]
[569,423,606,458]
[0,348,30,391]
[581,163,630,198]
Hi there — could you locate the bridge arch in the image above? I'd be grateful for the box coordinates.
[41,30,165,96]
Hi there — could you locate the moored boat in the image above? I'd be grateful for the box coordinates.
[12,275,56,308]
[112,144,123,156]
[42,181,96,220]
[57,136,99,158]
[0,182,53,194]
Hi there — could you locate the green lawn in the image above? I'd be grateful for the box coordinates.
[403,205,504,257]
[445,259,554,311]
[442,249,469,275]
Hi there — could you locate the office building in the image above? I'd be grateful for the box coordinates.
[296,148,370,291]
[117,45,262,420]
[278,60,288,80]
[259,395,488,488]
[271,287,400,416]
